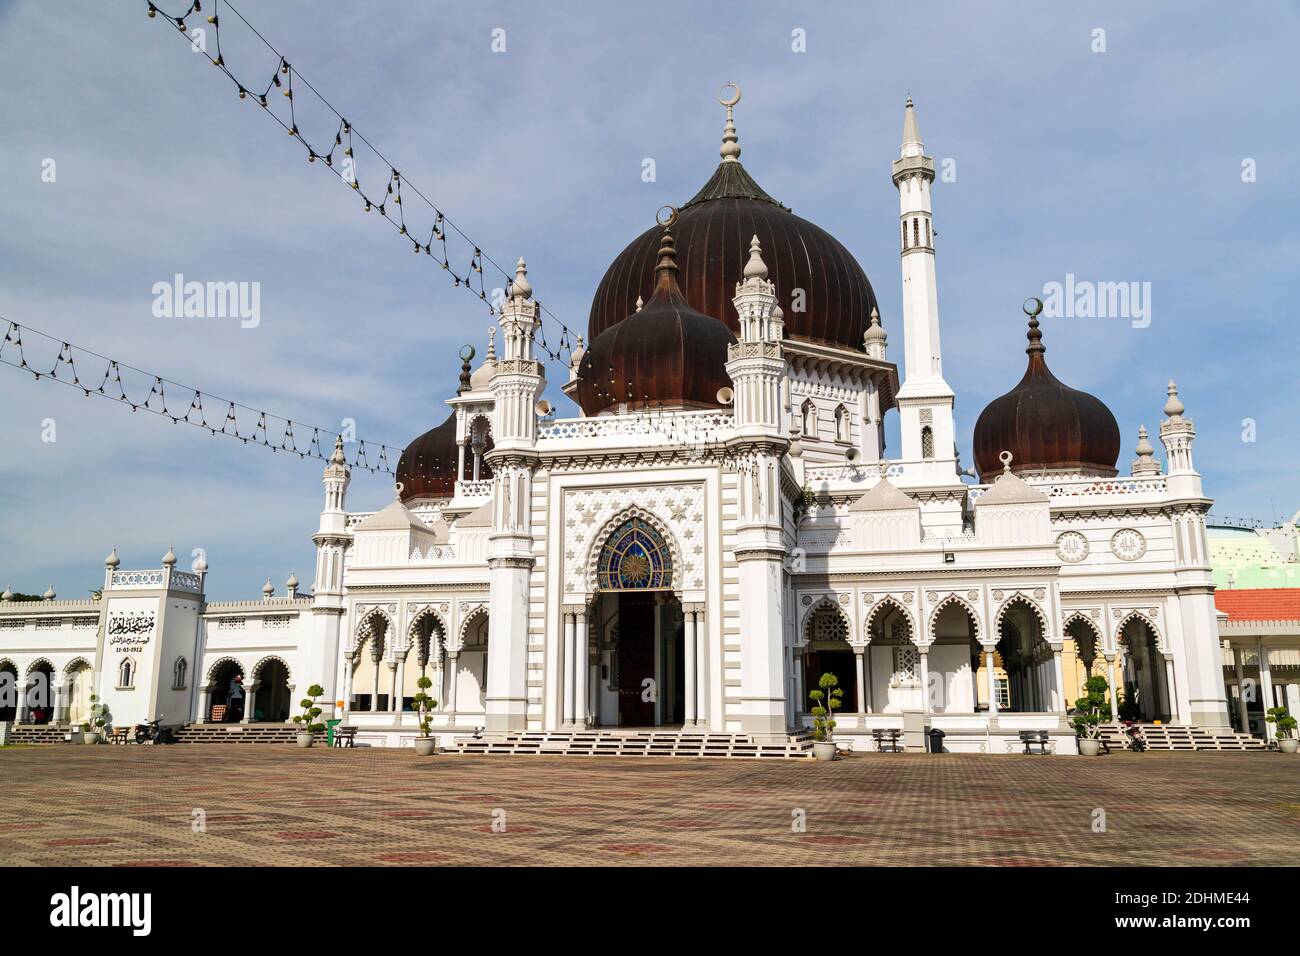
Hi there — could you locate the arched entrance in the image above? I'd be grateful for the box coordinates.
[802,602,856,715]
[454,610,489,717]
[207,660,245,722]
[403,612,446,714]
[0,660,18,722]
[995,598,1056,712]
[25,661,55,724]
[1118,615,1170,721]
[591,515,683,727]
[65,660,93,725]
[350,613,389,712]
[252,658,292,722]
[865,599,919,713]
[1063,616,1105,709]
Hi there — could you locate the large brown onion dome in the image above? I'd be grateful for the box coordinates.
[576,229,736,416]
[588,139,879,352]
[394,412,493,502]
[973,310,1120,482]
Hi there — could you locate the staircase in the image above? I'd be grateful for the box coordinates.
[453,729,814,760]
[170,723,302,744]
[4,724,69,744]
[1098,723,1265,751]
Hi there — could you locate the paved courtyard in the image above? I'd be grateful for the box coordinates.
[2,745,1297,866]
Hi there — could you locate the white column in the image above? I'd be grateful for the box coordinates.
[864,644,874,714]
[369,658,380,712]
[919,648,931,714]
[794,650,805,716]
[198,685,212,723]
[562,612,576,726]
[242,682,258,723]
[1106,655,1119,719]
[341,663,354,717]
[683,609,697,727]
[1052,646,1066,715]
[1163,654,1178,723]
[695,609,707,726]
[985,649,998,716]
[1232,645,1249,732]
[854,648,867,715]
[51,681,65,725]
[574,609,589,729]
[1258,641,1275,714]
[394,658,406,713]
[446,652,460,723]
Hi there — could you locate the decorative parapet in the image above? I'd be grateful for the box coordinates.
[967,474,1169,505]
[109,569,165,588]
[171,571,202,593]
[805,462,905,484]
[203,596,311,617]
[455,479,493,498]
[538,411,734,442]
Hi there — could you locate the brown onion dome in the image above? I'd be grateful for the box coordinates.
[588,151,878,352]
[576,229,736,416]
[973,310,1120,482]
[394,411,493,502]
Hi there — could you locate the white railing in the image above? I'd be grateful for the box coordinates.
[110,569,165,588]
[969,474,1168,504]
[804,462,905,484]
[538,412,734,442]
[455,479,493,498]
[171,571,202,593]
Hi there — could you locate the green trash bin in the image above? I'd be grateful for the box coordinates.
[326,718,342,747]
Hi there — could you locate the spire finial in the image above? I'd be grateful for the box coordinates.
[1136,425,1154,457]
[742,233,768,280]
[508,256,532,300]
[162,545,177,567]
[654,229,680,283]
[457,344,475,394]
[718,82,742,163]
[104,547,120,569]
[486,326,497,362]
[635,295,644,312]
[330,434,347,464]
[999,450,1014,474]
[902,95,922,150]
[1163,380,1184,419]
[1023,296,1045,355]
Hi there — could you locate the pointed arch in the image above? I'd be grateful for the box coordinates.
[800,398,816,436]
[801,596,853,645]
[834,404,851,442]
[585,506,683,597]
[24,657,55,677]
[205,655,246,683]
[407,606,447,663]
[62,656,93,675]
[993,592,1050,642]
[352,607,395,658]
[458,604,490,648]
[252,655,292,683]
[864,596,915,645]
[1115,610,1164,654]
[928,594,981,645]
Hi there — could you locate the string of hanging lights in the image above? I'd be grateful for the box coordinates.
[0,318,408,475]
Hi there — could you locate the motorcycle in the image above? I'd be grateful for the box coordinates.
[1121,721,1147,752]
[134,715,172,745]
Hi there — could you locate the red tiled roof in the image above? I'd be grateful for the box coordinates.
[1215,588,1300,622]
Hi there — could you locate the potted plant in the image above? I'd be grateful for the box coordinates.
[82,695,108,745]
[1072,675,1110,756]
[808,672,843,761]
[292,684,326,748]
[1266,705,1298,753]
[411,675,439,756]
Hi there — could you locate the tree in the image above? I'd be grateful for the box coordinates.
[1266,705,1296,740]
[808,672,843,743]
[1072,675,1111,740]
[412,675,439,738]
[292,683,326,735]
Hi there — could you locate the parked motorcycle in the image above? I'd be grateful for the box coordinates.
[1121,721,1147,752]
[134,715,172,745]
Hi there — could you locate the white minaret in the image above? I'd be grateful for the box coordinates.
[892,97,957,478]
[310,436,352,719]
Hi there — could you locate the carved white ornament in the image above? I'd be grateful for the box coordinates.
[1110,528,1147,561]
[1056,530,1089,563]
[564,484,705,593]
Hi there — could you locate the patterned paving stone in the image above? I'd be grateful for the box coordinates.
[0,745,1297,866]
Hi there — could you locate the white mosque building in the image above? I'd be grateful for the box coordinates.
[0,93,1245,754]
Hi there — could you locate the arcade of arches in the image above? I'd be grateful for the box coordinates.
[198,657,294,723]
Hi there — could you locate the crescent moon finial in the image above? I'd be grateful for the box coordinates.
[656,205,679,228]
[718,81,741,108]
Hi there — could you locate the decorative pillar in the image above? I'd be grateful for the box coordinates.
[1258,640,1275,714]
[985,648,999,717]
[695,608,707,726]
[242,681,259,723]
[1106,654,1119,719]
[198,684,212,723]
[854,648,867,715]
[51,680,65,725]
[864,643,874,714]
[683,608,697,727]
[394,658,406,713]
[919,647,931,714]
[369,659,380,712]
[341,659,354,717]
[446,652,460,723]
[1232,645,1249,732]
[562,611,576,726]
[574,609,589,728]
[1052,645,1067,715]
[794,649,805,716]
[1163,654,1178,723]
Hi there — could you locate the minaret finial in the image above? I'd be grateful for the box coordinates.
[486,326,497,362]
[508,256,532,300]
[743,234,768,280]
[901,95,923,153]
[1023,296,1046,355]
[718,82,742,163]
[1163,380,1184,419]
[330,434,347,465]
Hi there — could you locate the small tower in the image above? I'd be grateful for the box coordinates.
[1159,381,1197,476]
[1131,425,1160,476]
[490,258,546,451]
[726,234,785,436]
[307,436,353,719]
[863,306,888,360]
[892,97,957,477]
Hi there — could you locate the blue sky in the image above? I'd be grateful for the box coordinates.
[1,0,1296,600]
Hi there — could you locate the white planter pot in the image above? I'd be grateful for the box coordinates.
[1078,738,1101,756]
[296,732,315,749]
[83,730,101,746]
[1279,737,1298,754]
[812,741,837,761]
[414,737,437,756]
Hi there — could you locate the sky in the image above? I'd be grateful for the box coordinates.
[1,0,1297,600]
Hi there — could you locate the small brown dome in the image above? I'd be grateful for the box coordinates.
[973,313,1120,481]
[395,412,493,502]
[577,230,736,416]
[588,161,879,352]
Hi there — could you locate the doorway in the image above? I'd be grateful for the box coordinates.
[601,592,684,727]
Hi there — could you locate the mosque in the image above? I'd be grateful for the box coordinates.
[0,91,1256,754]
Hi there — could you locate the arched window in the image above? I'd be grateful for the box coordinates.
[597,517,673,591]
[925,219,932,247]
[801,400,816,436]
[913,218,920,247]
[834,405,850,443]
[921,425,934,460]
[901,220,908,250]
[172,656,188,690]
[118,657,134,689]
